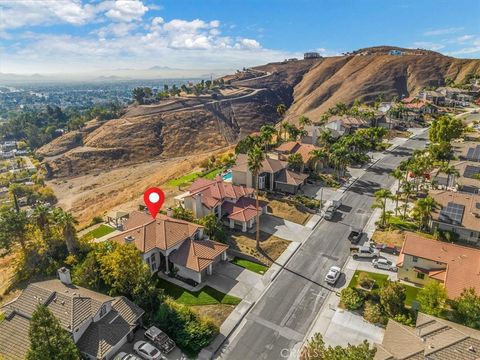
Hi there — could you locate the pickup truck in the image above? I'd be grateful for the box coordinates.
[348,229,363,244]
[350,245,380,259]
[323,197,342,221]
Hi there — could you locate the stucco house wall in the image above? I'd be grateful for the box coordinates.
[398,254,446,286]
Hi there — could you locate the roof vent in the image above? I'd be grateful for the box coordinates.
[124,235,135,243]
[61,300,65,305]
[468,346,476,352]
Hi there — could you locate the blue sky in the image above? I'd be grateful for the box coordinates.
[1,0,479,75]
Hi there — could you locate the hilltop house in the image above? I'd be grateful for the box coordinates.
[231,154,308,194]
[107,211,228,284]
[375,313,480,359]
[428,190,480,245]
[275,141,320,171]
[417,90,445,105]
[396,233,480,298]
[430,160,480,194]
[0,268,144,360]
[324,115,369,135]
[174,177,268,232]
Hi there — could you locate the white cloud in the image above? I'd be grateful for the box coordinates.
[456,35,475,43]
[412,41,445,51]
[423,27,463,36]
[104,0,148,22]
[235,39,261,49]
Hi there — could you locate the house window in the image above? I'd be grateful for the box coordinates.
[412,256,418,263]
[100,304,107,318]
[150,253,157,271]
[416,273,425,280]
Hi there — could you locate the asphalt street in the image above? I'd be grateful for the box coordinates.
[215,133,427,360]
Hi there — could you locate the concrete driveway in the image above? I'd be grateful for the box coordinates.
[206,261,264,299]
[259,214,311,242]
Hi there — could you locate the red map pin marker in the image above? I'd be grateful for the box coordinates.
[143,187,165,219]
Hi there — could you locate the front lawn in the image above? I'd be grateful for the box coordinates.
[204,168,224,180]
[404,284,421,307]
[158,278,241,306]
[348,270,389,289]
[166,172,200,187]
[84,224,115,239]
[231,257,268,274]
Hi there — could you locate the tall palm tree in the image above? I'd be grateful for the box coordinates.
[276,103,287,118]
[401,181,414,219]
[411,196,439,230]
[309,149,329,173]
[439,164,459,189]
[32,204,52,236]
[391,168,404,216]
[247,146,265,250]
[298,115,312,129]
[260,125,277,151]
[372,189,393,228]
[280,122,290,142]
[53,208,78,254]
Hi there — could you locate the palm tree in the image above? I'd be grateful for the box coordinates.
[391,168,404,216]
[411,196,439,230]
[298,115,312,129]
[401,181,414,219]
[372,189,393,228]
[281,122,290,142]
[439,164,459,189]
[53,208,78,254]
[32,204,52,236]
[247,146,265,250]
[286,124,300,141]
[276,103,287,118]
[260,125,277,151]
[309,149,329,173]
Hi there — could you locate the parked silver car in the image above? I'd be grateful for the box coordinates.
[372,258,398,272]
[325,266,341,285]
[114,352,142,360]
[133,341,165,360]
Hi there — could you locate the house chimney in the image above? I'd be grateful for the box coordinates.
[58,267,72,285]
[166,207,174,217]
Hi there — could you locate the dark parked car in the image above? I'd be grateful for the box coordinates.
[348,229,363,244]
[144,326,176,354]
[374,243,400,255]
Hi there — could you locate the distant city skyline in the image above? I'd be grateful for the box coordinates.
[1,0,479,76]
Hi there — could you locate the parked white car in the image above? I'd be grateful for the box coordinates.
[133,341,165,360]
[114,353,142,360]
[372,258,398,272]
[325,266,341,285]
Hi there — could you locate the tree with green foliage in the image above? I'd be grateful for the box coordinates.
[411,196,439,230]
[0,208,30,253]
[52,208,78,254]
[287,153,304,172]
[276,103,287,118]
[363,301,386,325]
[301,333,376,360]
[340,287,365,310]
[309,148,329,172]
[247,146,265,250]
[299,115,312,128]
[379,281,406,318]
[172,206,194,222]
[429,115,464,143]
[454,288,480,329]
[372,189,393,228]
[235,135,262,154]
[417,281,447,316]
[260,124,277,151]
[27,305,81,360]
[198,213,226,242]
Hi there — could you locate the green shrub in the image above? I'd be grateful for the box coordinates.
[363,301,386,325]
[89,216,103,226]
[294,195,321,209]
[340,288,365,311]
[358,273,375,289]
[393,311,416,327]
[153,298,218,357]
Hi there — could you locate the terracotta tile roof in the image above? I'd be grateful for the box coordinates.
[275,141,319,163]
[327,115,368,127]
[399,233,480,298]
[375,313,480,360]
[275,168,309,186]
[187,176,255,209]
[169,239,228,272]
[223,197,268,222]
[231,154,287,174]
[108,211,202,252]
[429,190,480,231]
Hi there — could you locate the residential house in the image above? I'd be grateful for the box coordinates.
[107,211,228,283]
[396,233,480,298]
[231,154,308,194]
[458,142,480,163]
[402,97,437,117]
[428,190,480,244]
[430,161,480,194]
[417,90,445,105]
[388,49,404,55]
[174,177,267,232]
[0,268,144,360]
[275,141,320,171]
[304,52,321,59]
[324,115,369,136]
[300,124,321,145]
[375,313,480,359]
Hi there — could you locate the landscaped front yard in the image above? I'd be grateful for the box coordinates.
[260,195,312,225]
[348,270,421,306]
[231,257,268,274]
[83,224,116,239]
[227,230,290,266]
[166,168,224,188]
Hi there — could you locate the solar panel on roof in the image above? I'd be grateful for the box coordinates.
[466,145,480,162]
[463,165,480,179]
[438,202,465,225]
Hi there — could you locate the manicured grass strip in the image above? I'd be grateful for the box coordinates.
[348,270,389,289]
[85,224,115,239]
[204,168,223,180]
[158,278,241,306]
[167,172,200,187]
[404,284,421,307]
[387,216,418,231]
[231,257,268,275]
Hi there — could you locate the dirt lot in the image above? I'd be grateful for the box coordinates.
[227,230,290,266]
[48,147,233,227]
[261,196,312,225]
[371,229,405,247]
[0,253,17,303]
[191,304,236,328]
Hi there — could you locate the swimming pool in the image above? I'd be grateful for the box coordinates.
[223,172,233,181]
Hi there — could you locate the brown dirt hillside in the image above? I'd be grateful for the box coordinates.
[285,53,480,124]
